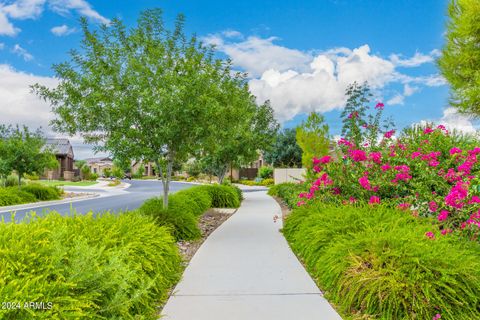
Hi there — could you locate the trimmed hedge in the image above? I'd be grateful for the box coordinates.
[21,183,62,201]
[198,185,241,208]
[139,184,241,241]
[268,182,306,208]
[0,187,37,206]
[283,202,480,319]
[0,212,182,320]
[0,184,62,207]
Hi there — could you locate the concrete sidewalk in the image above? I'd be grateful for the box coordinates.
[161,191,342,320]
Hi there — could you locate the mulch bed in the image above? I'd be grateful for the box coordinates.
[177,208,235,264]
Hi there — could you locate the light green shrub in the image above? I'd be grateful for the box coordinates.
[0,187,37,206]
[0,212,182,319]
[199,185,240,208]
[258,166,274,179]
[22,183,62,201]
[139,196,201,240]
[260,178,274,186]
[283,203,480,319]
[268,182,306,208]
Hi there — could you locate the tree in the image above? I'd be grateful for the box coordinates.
[340,82,393,148]
[264,128,302,168]
[0,126,12,185]
[1,125,57,187]
[202,94,279,183]
[296,112,330,169]
[33,9,233,208]
[438,0,480,115]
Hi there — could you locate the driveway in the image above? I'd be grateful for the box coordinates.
[0,180,194,223]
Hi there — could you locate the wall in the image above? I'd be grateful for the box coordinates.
[273,168,306,184]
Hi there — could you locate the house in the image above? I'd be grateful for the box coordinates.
[44,138,75,181]
[131,161,156,177]
[84,157,113,175]
[229,153,265,181]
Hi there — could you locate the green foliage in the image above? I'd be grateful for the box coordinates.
[140,195,201,241]
[283,203,480,319]
[438,0,480,115]
[258,166,274,179]
[264,128,303,168]
[268,182,306,208]
[33,9,259,208]
[111,166,124,179]
[89,173,98,181]
[340,82,394,148]
[0,212,182,319]
[198,185,241,208]
[260,178,274,186]
[21,183,62,201]
[1,174,24,187]
[175,188,212,215]
[184,161,203,178]
[0,187,36,206]
[296,112,330,169]
[0,125,57,186]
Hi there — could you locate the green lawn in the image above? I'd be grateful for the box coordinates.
[35,180,98,187]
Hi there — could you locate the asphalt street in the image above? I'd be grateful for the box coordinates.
[0,180,194,223]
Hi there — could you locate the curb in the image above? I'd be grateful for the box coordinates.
[0,193,100,214]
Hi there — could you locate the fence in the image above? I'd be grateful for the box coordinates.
[273,168,306,184]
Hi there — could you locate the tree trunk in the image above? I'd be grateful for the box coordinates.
[18,173,21,189]
[155,155,174,209]
[217,166,227,184]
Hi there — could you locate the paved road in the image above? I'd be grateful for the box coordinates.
[0,180,194,223]
[162,191,342,320]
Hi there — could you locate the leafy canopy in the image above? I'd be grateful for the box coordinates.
[438,0,480,116]
[296,112,330,169]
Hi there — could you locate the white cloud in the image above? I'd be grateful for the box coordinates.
[247,44,396,120]
[50,24,75,36]
[208,33,447,122]
[203,35,312,77]
[0,64,105,159]
[387,84,419,106]
[48,0,110,24]
[222,29,243,39]
[12,43,33,61]
[438,108,477,134]
[0,42,4,49]
[0,9,20,36]
[390,49,441,67]
[0,0,108,36]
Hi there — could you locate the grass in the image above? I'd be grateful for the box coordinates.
[35,180,98,187]
[283,202,480,319]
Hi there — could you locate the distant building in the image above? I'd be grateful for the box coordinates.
[131,161,156,177]
[44,138,75,180]
[84,157,113,175]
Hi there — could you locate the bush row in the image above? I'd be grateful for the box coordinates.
[139,184,242,241]
[283,202,480,319]
[0,184,62,206]
[268,182,306,208]
[0,212,182,319]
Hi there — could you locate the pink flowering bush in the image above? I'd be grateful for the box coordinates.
[304,105,480,241]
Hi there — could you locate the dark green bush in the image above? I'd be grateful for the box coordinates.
[0,187,37,206]
[22,183,62,201]
[139,196,201,240]
[283,202,480,319]
[199,185,241,208]
[0,212,182,320]
[258,166,274,179]
[268,182,306,208]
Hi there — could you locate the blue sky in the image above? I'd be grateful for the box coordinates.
[0,0,475,158]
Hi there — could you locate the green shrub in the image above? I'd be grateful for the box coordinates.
[0,212,182,319]
[177,187,212,215]
[89,173,99,181]
[239,179,256,186]
[283,203,480,319]
[260,178,274,186]
[22,183,62,201]
[230,184,244,201]
[268,182,306,208]
[139,196,201,240]
[199,185,240,208]
[2,174,24,187]
[258,166,274,179]
[0,187,37,206]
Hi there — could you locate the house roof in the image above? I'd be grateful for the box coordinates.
[84,157,113,164]
[45,138,74,157]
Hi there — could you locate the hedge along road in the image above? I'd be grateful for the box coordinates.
[0,180,194,223]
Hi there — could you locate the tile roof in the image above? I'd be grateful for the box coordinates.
[45,138,73,156]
